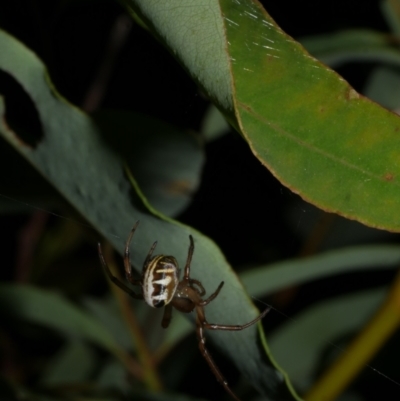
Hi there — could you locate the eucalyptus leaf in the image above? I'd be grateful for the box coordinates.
[94,110,204,217]
[240,246,400,396]
[381,0,400,35]
[127,389,210,401]
[83,296,134,351]
[200,105,230,142]
[124,0,400,231]
[364,66,400,110]
[0,284,119,354]
[300,29,400,68]
[268,288,387,392]
[41,340,96,386]
[0,29,299,400]
[97,359,131,392]
[241,245,400,297]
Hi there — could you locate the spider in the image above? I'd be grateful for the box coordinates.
[98,221,270,401]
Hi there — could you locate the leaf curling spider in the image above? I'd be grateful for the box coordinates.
[98,221,270,401]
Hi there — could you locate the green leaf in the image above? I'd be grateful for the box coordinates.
[97,359,132,393]
[127,389,210,401]
[83,296,134,351]
[0,284,119,353]
[40,340,96,386]
[0,140,64,214]
[200,105,230,142]
[0,376,25,401]
[364,66,400,110]
[0,29,299,400]
[241,245,400,297]
[300,29,400,68]
[239,246,400,394]
[268,288,387,392]
[381,0,400,35]
[94,110,204,217]
[125,0,400,231]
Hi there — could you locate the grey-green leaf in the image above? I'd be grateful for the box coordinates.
[0,29,299,400]
[241,245,400,298]
[268,288,386,392]
[0,284,118,353]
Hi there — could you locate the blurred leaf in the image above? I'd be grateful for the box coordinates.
[200,105,230,142]
[96,359,130,392]
[154,312,193,362]
[381,0,400,35]
[94,110,204,217]
[241,246,400,396]
[34,219,86,278]
[241,245,400,297]
[0,284,119,354]
[40,340,96,386]
[97,359,209,401]
[268,288,387,392]
[126,390,209,401]
[85,294,194,367]
[0,29,297,399]
[125,0,400,230]
[337,393,364,401]
[300,29,400,68]
[364,66,400,110]
[0,376,25,401]
[83,296,134,351]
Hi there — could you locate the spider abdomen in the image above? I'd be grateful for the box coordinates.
[143,255,179,308]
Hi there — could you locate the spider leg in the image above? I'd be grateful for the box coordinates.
[203,306,271,331]
[161,304,173,328]
[98,243,143,300]
[189,278,206,296]
[143,241,158,269]
[124,220,142,284]
[183,235,194,280]
[200,281,224,306]
[196,308,242,401]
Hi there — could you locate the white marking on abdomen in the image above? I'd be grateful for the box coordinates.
[144,266,155,306]
[153,276,172,286]
[153,293,169,301]
[156,268,176,273]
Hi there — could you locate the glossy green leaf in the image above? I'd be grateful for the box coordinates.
[125,0,400,231]
[0,30,299,399]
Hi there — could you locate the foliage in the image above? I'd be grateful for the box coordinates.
[1,1,400,401]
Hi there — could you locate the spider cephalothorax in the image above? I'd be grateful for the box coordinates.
[98,221,270,401]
